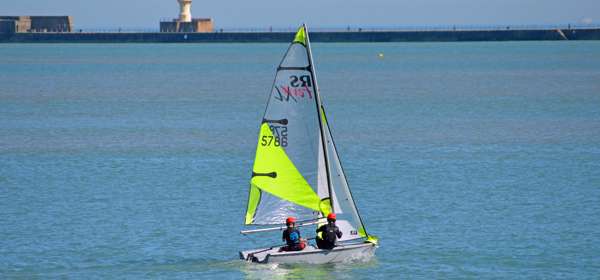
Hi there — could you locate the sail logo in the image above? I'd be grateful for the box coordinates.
[274,75,313,102]
[290,75,312,88]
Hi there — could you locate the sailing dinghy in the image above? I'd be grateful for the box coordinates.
[239,25,378,264]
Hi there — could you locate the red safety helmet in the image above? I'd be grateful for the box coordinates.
[327,213,336,221]
[286,217,296,225]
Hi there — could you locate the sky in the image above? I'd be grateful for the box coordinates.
[2,0,599,29]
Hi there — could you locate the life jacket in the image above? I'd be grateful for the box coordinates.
[289,230,300,244]
[284,228,301,246]
[322,224,339,244]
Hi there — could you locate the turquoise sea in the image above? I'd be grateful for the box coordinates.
[1,42,600,279]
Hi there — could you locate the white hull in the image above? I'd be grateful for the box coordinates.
[240,242,376,264]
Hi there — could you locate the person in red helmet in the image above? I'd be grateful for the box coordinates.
[280,217,306,251]
[316,213,343,249]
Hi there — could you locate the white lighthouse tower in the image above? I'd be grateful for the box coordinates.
[160,0,213,33]
[178,0,192,22]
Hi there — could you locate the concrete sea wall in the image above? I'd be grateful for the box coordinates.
[1,28,599,43]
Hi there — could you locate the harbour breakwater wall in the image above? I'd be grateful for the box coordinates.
[1,28,599,43]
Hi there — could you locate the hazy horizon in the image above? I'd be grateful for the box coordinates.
[2,0,599,29]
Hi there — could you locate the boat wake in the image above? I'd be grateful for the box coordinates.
[239,256,379,280]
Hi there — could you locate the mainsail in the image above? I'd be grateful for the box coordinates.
[244,25,376,244]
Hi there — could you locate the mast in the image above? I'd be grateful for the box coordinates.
[303,24,335,214]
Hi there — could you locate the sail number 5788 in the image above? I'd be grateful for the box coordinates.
[261,125,288,147]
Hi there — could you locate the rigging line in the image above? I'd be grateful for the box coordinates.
[321,105,370,237]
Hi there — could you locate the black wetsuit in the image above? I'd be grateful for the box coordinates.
[282,228,304,251]
[316,222,343,249]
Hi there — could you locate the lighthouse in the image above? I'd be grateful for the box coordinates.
[178,0,192,22]
[159,0,213,33]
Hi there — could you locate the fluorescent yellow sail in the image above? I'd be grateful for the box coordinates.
[319,198,332,216]
[293,26,307,45]
[246,123,321,224]
[245,184,261,224]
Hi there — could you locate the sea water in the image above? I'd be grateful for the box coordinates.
[1,42,599,279]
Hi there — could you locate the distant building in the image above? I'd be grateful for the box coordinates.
[160,18,213,33]
[0,16,73,33]
[159,0,213,33]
